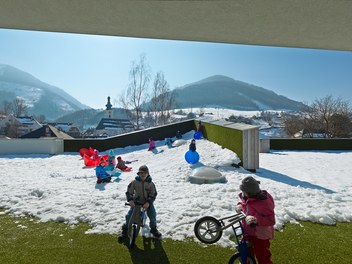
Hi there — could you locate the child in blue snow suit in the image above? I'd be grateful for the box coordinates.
[165,137,173,148]
[95,159,112,183]
[106,150,116,172]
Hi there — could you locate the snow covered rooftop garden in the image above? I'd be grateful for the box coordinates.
[0,131,351,247]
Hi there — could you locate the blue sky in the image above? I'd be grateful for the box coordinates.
[1,28,351,109]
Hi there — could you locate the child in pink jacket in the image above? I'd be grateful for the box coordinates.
[235,176,275,264]
[148,137,156,151]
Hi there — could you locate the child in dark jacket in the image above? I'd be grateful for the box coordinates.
[197,120,202,132]
[176,130,182,139]
[116,156,132,172]
[116,156,127,170]
[118,165,161,240]
[189,139,196,152]
[235,176,275,264]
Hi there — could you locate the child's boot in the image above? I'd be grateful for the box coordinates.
[118,224,128,242]
[150,227,162,238]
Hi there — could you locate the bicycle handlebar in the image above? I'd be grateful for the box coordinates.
[236,212,257,227]
[125,202,145,206]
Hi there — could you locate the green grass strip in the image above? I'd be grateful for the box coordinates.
[1,212,351,263]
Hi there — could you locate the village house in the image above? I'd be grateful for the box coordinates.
[0,114,42,138]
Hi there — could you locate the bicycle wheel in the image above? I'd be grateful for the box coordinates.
[129,224,137,249]
[228,253,256,264]
[194,216,222,244]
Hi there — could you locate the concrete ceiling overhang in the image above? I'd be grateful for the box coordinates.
[0,0,352,51]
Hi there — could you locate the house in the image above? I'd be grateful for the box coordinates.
[49,123,81,138]
[20,124,73,139]
[0,114,42,138]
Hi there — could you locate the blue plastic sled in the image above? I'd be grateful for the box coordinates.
[193,131,202,140]
[185,150,200,164]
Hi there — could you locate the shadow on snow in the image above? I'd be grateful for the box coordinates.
[255,168,335,194]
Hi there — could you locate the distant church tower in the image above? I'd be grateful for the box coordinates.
[94,95,134,137]
[105,96,112,118]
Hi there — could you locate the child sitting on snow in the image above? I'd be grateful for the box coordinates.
[165,137,173,148]
[148,137,156,151]
[106,150,116,172]
[116,156,132,172]
[176,130,182,139]
[95,158,112,184]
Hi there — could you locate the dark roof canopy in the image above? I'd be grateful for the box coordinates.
[96,118,133,130]
[1,1,351,51]
[21,125,73,139]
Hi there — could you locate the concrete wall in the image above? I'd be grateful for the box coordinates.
[242,126,259,170]
[260,138,270,153]
[202,120,260,171]
[0,138,64,155]
[64,120,196,152]
[227,123,259,171]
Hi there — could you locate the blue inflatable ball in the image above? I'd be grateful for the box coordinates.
[193,131,202,140]
[185,150,200,164]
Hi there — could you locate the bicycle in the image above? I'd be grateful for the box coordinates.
[125,202,147,249]
[194,212,256,264]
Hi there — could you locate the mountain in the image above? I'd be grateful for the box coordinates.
[172,75,305,111]
[0,64,90,120]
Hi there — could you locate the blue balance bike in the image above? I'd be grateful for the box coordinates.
[194,212,256,264]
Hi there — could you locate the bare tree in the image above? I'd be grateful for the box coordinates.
[12,98,28,117]
[1,100,13,115]
[309,95,351,137]
[284,95,352,138]
[119,54,151,130]
[150,71,175,126]
[117,92,136,127]
[329,113,352,138]
[34,114,46,123]
[4,120,19,138]
[150,72,163,126]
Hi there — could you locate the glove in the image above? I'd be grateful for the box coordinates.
[235,204,242,213]
[245,215,257,225]
[129,201,135,208]
[143,202,150,210]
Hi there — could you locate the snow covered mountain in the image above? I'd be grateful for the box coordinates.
[173,75,305,111]
[0,64,90,120]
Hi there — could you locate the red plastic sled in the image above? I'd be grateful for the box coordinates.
[79,147,96,157]
[121,167,132,172]
[83,154,108,167]
[80,148,91,158]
